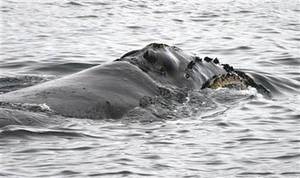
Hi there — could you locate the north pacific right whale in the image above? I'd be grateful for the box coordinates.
[0,43,269,125]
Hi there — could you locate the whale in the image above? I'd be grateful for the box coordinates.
[0,43,269,124]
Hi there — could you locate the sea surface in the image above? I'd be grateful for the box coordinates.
[1,0,300,177]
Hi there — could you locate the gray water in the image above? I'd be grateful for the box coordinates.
[1,0,300,177]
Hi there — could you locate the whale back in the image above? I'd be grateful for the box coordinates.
[0,62,160,119]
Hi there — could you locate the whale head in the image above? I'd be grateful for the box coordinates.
[116,43,229,90]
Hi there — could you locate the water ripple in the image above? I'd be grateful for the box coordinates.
[88,170,153,177]
[1,0,299,177]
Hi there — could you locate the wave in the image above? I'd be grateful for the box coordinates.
[65,1,84,6]
[0,75,51,94]
[242,69,300,95]
[0,124,102,139]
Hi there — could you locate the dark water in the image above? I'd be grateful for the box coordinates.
[1,0,300,177]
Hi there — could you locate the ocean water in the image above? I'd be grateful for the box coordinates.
[0,0,300,177]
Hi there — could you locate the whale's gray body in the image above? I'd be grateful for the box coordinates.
[0,43,268,123]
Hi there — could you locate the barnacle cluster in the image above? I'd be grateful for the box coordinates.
[208,73,248,90]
